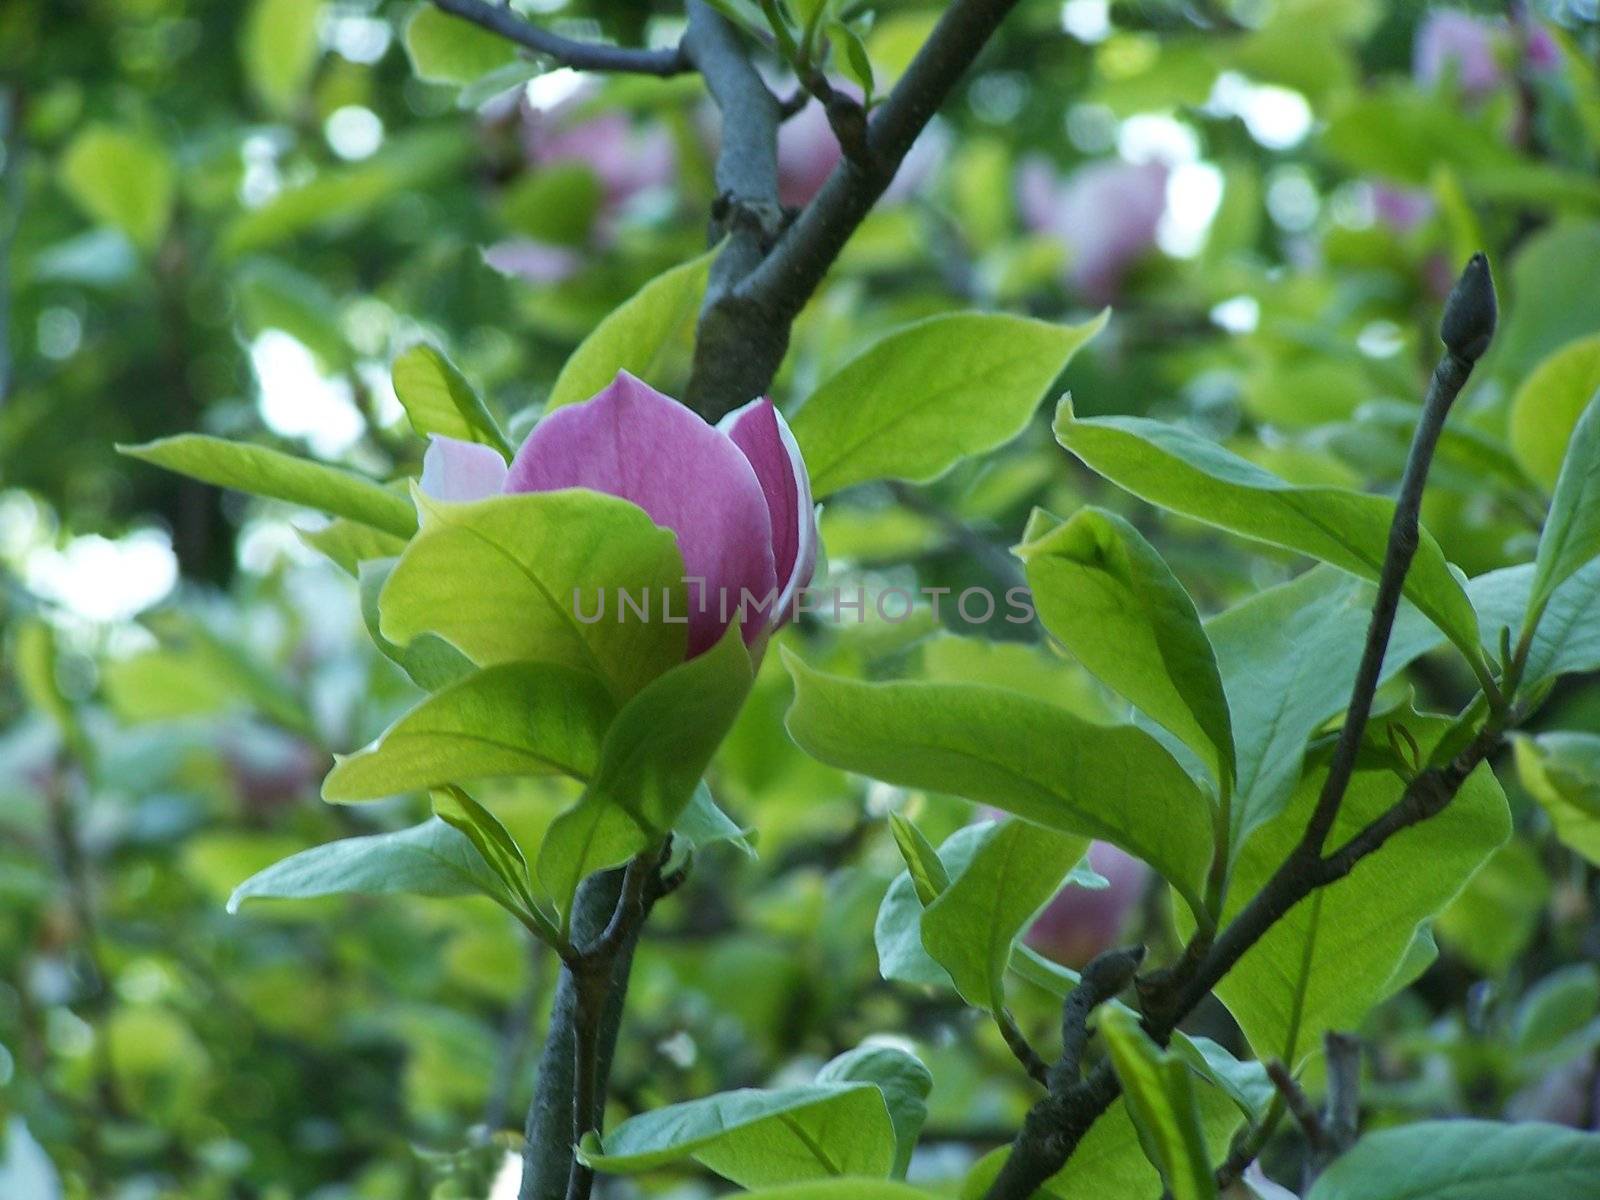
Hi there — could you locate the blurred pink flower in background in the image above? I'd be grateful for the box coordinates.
[1017,156,1168,304]
[521,101,676,211]
[1370,182,1434,235]
[1022,840,1150,969]
[775,95,946,208]
[1413,9,1559,99]
[486,84,677,285]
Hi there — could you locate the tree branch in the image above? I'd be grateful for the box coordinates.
[1301,255,1498,858]
[686,0,1025,419]
[981,948,1143,1199]
[983,256,1505,1200]
[430,0,690,76]
[520,849,675,1200]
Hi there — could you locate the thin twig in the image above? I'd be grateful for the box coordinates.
[995,1009,1051,1088]
[1314,1032,1362,1180]
[1302,257,1498,859]
[1265,1060,1328,1156]
[430,0,690,75]
[982,947,1143,1199]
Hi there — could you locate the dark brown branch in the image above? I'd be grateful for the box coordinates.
[983,257,1504,1200]
[1313,1032,1362,1179]
[1266,1060,1328,1156]
[430,0,690,75]
[686,0,1025,418]
[1301,268,1494,857]
[981,948,1143,1199]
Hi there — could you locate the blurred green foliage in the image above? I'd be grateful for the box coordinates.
[4,1,1600,1197]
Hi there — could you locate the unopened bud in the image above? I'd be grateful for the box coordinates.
[1440,252,1497,362]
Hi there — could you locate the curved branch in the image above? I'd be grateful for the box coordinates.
[685,0,1027,418]
[983,257,1505,1200]
[430,0,691,76]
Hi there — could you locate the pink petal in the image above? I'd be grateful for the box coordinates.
[420,435,508,502]
[505,372,777,656]
[719,398,818,618]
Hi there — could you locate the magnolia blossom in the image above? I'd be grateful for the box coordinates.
[1023,841,1150,969]
[1414,9,1559,99]
[421,371,818,658]
[1017,156,1168,304]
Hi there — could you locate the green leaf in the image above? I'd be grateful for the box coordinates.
[887,813,949,906]
[299,520,409,575]
[322,661,615,802]
[403,5,517,84]
[1529,387,1600,616]
[674,781,756,858]
[391,344,512,456]
[828,21,875,102]
[584,625,754,835]
[1470,560,1600,689]
[104,616,310,733]
[1305,1120,1600,1200]
[1511,335,1600,493]
[1435,838,1550,975]
[1514,732,1600,865]
[1020,505,1234,793]
[920,818,1087,1011]
[1321,86,1517,185]
[227,818,513,913]
[875,823,990,990]
[1207,567,1442,848]
[14,619,76,742]
[1055,399,1484,670]
[58,125,174,251]
[222,128,471,257]
[241,0,321,114]
[119,435,418,539]
[536,796,643,923]
[579,1083,896,1186]
[815,1046,932,1179]
[431,785,560,945]
[379,488,687,699]
[235,257,355,371]
[499,163,604,245]
[961,1075,1243,1200]
[1490,224,1600,390]
[792,311,1106,497]
[1099,1007,1219,1200]
[536,629,754,919]
[546,249,717,411]
[784,652,1215,919]
[1512,963,1600,1057]
[736,1186,936,1200]
[1199,713,1510,1062]
[1169,1036,1274,1124]
[357,558,473,691]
